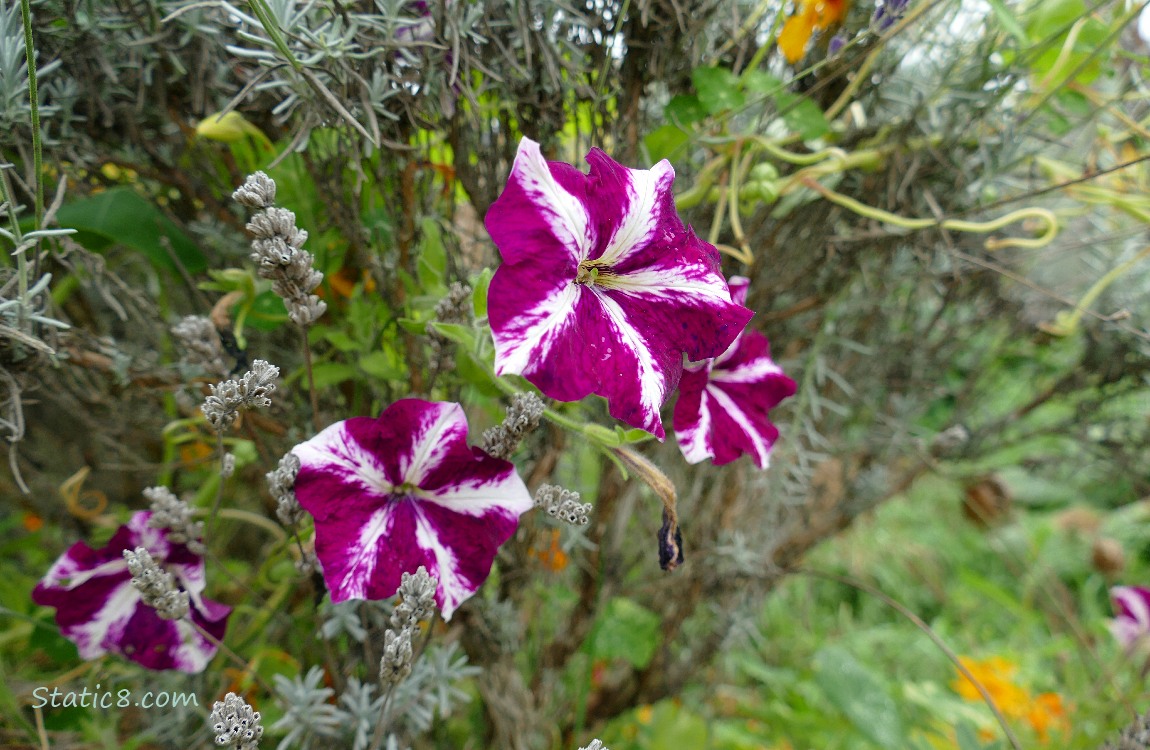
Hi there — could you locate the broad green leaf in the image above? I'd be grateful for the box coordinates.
[418,217,447,290]
[592,597,660,668]
[813,646,906,747]
[645,124,690,164]
[663,94,707,125]
[457,349,503,397]
[956,719,986,750]
[397,317,427,334]
[742,70,784,95]
[244,290,290,331]
[358,350,405,380]
[692,66,745,114]
[309,362,358,388]
[322,330,360,352]
[985,0,1029,43]
[775,92,830,140]
[428,321,476,349]
[54,188,206,273]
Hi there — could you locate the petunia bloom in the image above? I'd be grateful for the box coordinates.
[292,399,533,619]
[32,512,230,673]
[673,277,795,468]
[485,137,752,439]
[1109,585,1150,651]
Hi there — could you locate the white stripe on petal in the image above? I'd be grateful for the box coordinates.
[707,384,772,468]
[412,508,466,619]
[606,267,732,300]
[494,282,580,376]
[426,474,533,517]
[598,160,676,267]
[71,582,139,659]
[513,138,593,265]
[294,422,394,495]
[402,403,465,487]
[677,395,714,464]
[339,506,395,600]
[596,292,667,424]
[709,357,785,384]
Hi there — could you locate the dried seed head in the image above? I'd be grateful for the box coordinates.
[232,171,277,209]
[209,691,264,749]
[481,392,544,460]
[379,627,414,687]
[124,547,189,620]
[145,487,205,555]
[171,315,229,378]
[268,452,305,527]
[201,360,279,433]
[533,484,591,526]
[390,566,438,630]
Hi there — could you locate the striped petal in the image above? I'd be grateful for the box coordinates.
[673,279,796,468]
[486,137,752,436]
[32,512,229,673]
[1110,585,1150,649]
[293,399,532,620]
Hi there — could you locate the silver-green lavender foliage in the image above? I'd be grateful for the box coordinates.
[534,484,591,526]
[1102,710,1150,750]
[481,392,544,460]
[201,359,279,432]
[123,547,188,620]
[209,692,264,749]
[386,641,480,735]
[145,486,205,555]
[339,678,386,750]
[271,666,344,750]
[0,1,59,134]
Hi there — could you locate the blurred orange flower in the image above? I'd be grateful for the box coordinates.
[778,0,850,64]
[953,656,1070,743]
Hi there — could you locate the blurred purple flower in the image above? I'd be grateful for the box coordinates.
[1109,585,1150,650]
[292,399,532,620]
[396,0,434,45]
[32,512,230,673]
[673,277,796,468]
[485,137,752,438]
[829,31,849,55]
[873,0,910,30]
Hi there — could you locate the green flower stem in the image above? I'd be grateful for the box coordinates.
[1044,245,1150,336]
[800,176,1059,250]
[247,0,301,72]
[674,155,729,210]
[19,0,43,227]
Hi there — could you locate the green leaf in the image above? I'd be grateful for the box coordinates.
[472,267,494,318]
[621,427,655,444]
[418,217,447,290]
[592,598,660,668]
[956,719,986,750]
[775,92,830,140]
[54,188,206,273]
[583,423,623,447]
[309,362,358,388]
[664,94,707,125]
[244,290,290,331]
[358,350,405,380]
[428,321,476,349]
[397,317,428,334]
[985,0,1028,43]
[457,349,503,397]
[691,66,746,114]
[812,646,906,747]
[322,330,360,352]
[742,70,784,95]
[647,701,708,750]
[644,125,690,164]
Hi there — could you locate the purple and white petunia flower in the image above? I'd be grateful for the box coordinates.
[292,399,533,620]
[485,137,753,439]
[673,277,796,468]
[32,512,230,673]
[1109,585,1150,651]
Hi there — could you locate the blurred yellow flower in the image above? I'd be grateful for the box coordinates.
[196,111,266,143]
[778,0,849,64]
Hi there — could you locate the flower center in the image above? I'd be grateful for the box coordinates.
[575,260,614,287]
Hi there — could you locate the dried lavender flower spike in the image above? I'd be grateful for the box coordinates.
[379,627,414,687]
[145,486,205,555]
[124,547,189,620]
[220,452,236,478]
[389,565,438,631]
[481,392,544,460]
[171,315,229,378]
[579,741,609,750]
[232,171,277,209]
[235,172,326,327]
[268,451,304,527]
[201,360,279,433]
[533,484,592,526]
[209,691,264,749]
